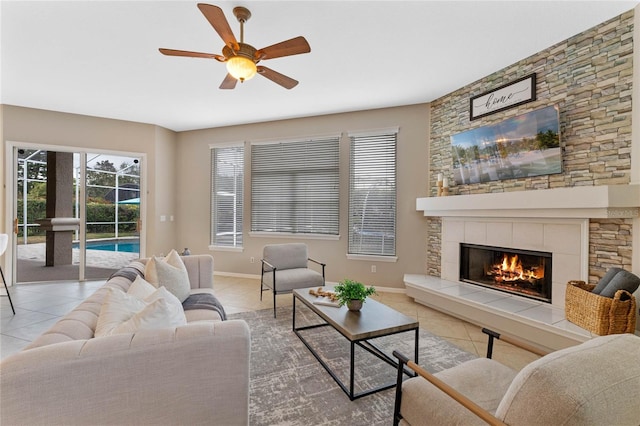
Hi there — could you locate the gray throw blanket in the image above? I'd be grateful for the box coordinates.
[108,263,145,281]
[182,293,227,321]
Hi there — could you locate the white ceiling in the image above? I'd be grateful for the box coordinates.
[2,1,639,132]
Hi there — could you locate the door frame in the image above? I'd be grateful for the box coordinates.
[4,140,147,285]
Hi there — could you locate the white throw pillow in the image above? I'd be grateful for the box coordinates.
[144,249,191,302]
[144,286,187,326]
[127,275,157,300]
[111,299,174,335]
[95,288,147,337]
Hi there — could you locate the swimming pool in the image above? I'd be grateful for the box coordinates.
[74,240,140,253]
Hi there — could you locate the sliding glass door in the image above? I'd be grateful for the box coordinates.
[12,147,142,284]
[83,153,141,277]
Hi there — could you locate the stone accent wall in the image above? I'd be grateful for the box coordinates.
[426,217,441,276]
[430,10,633,196]
[426,10,634,278]
[589,218,634,283]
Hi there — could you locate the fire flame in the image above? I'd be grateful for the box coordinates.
[496,254,543,282]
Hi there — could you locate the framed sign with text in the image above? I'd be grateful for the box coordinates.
[470,73,536,121]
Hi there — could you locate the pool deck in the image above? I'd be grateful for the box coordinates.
[14,243,139,283]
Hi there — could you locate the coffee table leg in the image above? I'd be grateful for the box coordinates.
[350,341,356,400]
[292,294,297,331]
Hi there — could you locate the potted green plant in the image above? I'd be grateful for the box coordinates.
[334,279,377,311]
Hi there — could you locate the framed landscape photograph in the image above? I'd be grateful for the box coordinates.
[451,105,561,185]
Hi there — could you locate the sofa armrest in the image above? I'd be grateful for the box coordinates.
[1,320,250,426]
[181,254,214,290]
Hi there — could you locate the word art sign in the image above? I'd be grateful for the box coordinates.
[470,74,536,120]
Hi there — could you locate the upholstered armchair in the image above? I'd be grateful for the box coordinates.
[260,243,325,317]
[393,330,640,426]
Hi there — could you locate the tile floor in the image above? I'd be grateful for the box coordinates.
[1,275,541,370]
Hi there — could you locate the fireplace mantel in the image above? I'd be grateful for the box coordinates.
[416,184,640,219]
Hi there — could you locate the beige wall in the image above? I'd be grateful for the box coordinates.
[150,126,178,254]
[2,103,430,289]
[177,104,430,289]
[0,105,178,259]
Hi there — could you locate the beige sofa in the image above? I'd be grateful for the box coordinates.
[0,255,250,426]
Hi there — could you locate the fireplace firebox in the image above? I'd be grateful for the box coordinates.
[460,243,552,303]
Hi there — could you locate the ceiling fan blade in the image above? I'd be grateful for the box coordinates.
[219,73,238,90]
[197,3,238,49]
[256,36,311,60]
[159,48,225,61]
[257,66,298,89]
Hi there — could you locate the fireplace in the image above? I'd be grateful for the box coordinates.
[459,243,552,303]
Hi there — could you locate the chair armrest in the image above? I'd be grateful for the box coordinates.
[482,328,549,358]
[308,258,326,279]
[261,259,275,272]
[393,351,507,426]
[308,257,325,267]
[1,320,250,425]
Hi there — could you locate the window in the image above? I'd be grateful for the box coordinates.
[211,145,244,247]
[348,130,397,256]
[251,136,340,235]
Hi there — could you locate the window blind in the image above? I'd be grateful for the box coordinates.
[251,137,339,235]
[211,145,244,247]
[348,131,397,256]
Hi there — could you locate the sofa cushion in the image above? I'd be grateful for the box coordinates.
[598,269,640,298]
[127,275,157,299]
[95,288,147,337]
[144,250,191,302]
[111,298,175,335]
[145,286,187,326]
[96,285,188,337]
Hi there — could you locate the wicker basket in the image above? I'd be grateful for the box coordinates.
[565,280,637,335]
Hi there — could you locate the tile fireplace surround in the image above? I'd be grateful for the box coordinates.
[408,184,640,352]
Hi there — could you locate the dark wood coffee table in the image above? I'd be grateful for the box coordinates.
[292,287,419,400]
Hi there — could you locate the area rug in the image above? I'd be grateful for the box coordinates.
[228,304,477,426]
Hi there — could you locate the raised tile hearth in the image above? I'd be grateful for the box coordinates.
[404,274,591,352]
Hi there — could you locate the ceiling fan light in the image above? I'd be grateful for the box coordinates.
[226,56,257,82]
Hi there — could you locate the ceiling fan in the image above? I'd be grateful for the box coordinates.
[159,3,311,90]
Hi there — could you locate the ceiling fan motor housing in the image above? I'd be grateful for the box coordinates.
[223,42,258,63]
